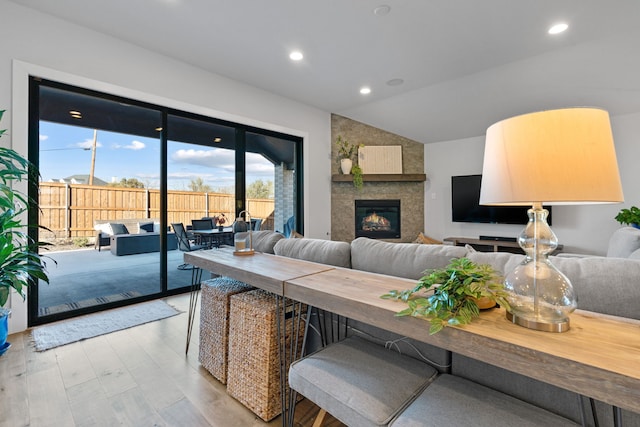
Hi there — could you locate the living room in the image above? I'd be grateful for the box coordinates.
[1,2,640,424]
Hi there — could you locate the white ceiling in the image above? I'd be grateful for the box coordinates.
[11,0,640,143]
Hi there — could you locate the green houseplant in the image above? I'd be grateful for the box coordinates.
[614,206,640,228]
[381,257,510,334]
[335,135,364,188]
[0,110,50,355]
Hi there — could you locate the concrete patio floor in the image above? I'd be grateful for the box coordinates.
[37,246,207,315]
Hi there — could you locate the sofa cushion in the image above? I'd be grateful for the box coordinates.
[138,221,154,233]
[109,223,129,235]
[274,238,351,268]
[350,237,469,280]
[390,374,578,427]
[606,226,640,258]
[289,336,438,426]
[550,255,640,319]
[234,230,284,254]
[469,251,640,320]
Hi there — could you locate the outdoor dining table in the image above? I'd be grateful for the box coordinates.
[191,227,233,249]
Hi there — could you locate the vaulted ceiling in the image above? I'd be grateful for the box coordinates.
[11,0,640,143]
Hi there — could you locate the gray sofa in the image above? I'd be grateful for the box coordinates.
[273,236,640,427]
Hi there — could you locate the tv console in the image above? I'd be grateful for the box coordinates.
[478,235,517,242]
[443,236,563,255]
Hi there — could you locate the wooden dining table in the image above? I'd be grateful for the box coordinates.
[185,248,640,426]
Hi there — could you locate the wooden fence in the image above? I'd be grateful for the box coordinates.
[38,182,275,239]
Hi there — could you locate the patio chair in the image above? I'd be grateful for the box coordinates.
[251,218,262,231]
[191,218,215,246]
[172,223,206,270]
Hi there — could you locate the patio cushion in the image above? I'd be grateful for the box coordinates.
[109,223,129,235]
[138,222,154,233]
[289,336,438,426]
[389,374,578,426]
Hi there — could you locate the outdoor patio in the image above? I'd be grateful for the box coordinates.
[38,246,210,316]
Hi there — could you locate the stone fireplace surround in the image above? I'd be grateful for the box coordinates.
[331,114,425,243]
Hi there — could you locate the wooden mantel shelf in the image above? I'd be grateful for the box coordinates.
[332,173,426,182]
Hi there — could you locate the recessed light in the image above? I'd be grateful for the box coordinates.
[289,51,304,61]
[386,78,404,86]
[213,137,222,143]
[360,87,371,95]
[69,110,82,119]
[548,23,568,35]
[373,5,391,15]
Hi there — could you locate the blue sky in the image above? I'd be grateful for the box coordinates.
[39,121,274,190]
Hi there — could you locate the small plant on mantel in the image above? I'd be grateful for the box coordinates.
[335,135,359,160]
[381,257,510,334]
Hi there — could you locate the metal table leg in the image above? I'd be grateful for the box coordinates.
[276,295,309,427]
[185,266,203,355]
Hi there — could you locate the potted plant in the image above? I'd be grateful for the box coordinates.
[335,135,359,174]
[0,109,50,355]
[335,135,365,189]
[381,257,510,334]
[216,213,227,231]
[614,206,640,228]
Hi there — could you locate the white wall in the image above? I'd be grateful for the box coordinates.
[0,1,332,333]
[425,111,640,256]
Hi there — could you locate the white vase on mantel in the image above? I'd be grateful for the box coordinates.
[340,158,353,174]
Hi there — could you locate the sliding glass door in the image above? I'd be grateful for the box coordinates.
[28,78,303,326]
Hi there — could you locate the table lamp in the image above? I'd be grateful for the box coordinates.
[480,107,624,332]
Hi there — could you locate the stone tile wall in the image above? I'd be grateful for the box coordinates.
[331,114,425,243]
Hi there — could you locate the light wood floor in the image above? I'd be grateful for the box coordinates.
[0,294,343,427]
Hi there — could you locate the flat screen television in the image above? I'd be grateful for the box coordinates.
[451,174,552,225]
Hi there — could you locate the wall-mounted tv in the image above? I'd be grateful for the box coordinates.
[451,174,552,225]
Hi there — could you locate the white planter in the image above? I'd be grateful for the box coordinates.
[340,158,353,174]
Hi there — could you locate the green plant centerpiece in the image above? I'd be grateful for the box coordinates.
[0,109,50,354]
[381,257,510,334]
[614,206,640,228]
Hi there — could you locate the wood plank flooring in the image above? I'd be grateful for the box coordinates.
[0,294,343,427]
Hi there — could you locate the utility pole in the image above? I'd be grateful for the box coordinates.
[89,129,97,185]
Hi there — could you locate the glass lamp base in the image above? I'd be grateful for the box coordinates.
[506,311,570,333]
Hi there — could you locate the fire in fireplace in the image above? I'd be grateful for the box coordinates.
[355,199,401,239]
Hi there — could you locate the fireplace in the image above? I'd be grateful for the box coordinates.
[355,199,401,239]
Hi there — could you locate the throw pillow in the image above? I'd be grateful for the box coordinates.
[413,232,442,245]
[109,223,129,235]
[139,222,154,233]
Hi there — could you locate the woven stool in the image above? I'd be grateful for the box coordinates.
[198,277,254,384]
[227,289,305,421]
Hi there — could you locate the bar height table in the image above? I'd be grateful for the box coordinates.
[185,250,640,426]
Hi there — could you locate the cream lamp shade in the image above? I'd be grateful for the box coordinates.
[480,107,624,206]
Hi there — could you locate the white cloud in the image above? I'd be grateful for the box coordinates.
[112,140,146,150]
[171,148,235,171]
[76,138,102,149]
[246,152,275,176]
[39,134,48,142]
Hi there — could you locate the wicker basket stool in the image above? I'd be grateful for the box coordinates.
[198,277,254,384]
[227,289,305,421]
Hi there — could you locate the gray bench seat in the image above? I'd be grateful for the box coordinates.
[389,374,578,427]
[289,336,438,427]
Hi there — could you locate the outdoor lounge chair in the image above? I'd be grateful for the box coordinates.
[172,222,206,270]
